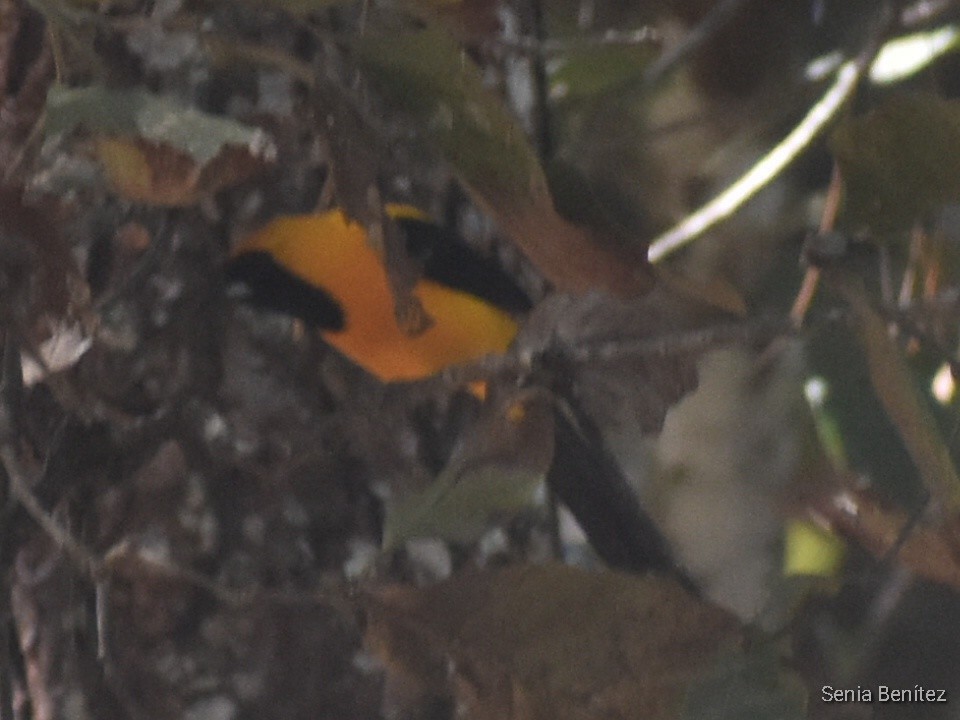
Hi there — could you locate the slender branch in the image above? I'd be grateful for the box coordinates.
[0,444,103,579]
[648,2,898,263]
[648,61,861,262]
[789,162,844,326]
[642,0,751,88]
[492,27,659,55]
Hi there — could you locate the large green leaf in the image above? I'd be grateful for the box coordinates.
[354,26,544,207]
[354,27,652,296]
[836,279,960,512]
[831,93,960,235]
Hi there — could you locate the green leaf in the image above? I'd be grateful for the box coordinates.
[837,279,960,512]
[353,27,653,297]
[831,93,960,235]
[550,43,652,100]
[382,389,555,549]
[353,26,545,208]
[682,643,807,720]
[45,86,274,166]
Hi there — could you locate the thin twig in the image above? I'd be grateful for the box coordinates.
[0,444,102,579]
[431,315,792,393]
[642,0,751,88]
[569,316,792,364]
[492,27,659,55]
[648,2,898,263]
[790,162,844,326]
[648,62,861,262]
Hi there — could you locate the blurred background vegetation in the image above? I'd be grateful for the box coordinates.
[4,0,960,718]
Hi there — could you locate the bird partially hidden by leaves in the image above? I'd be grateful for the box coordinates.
[227,203,691,580]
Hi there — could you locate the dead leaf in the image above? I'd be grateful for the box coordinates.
[406,0,502,42]
[365,563,742,720]
[44,86,275,204]
[94,136,267,206]
[0,187,92,384]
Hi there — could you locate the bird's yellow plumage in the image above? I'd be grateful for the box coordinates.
[234,208,519,382]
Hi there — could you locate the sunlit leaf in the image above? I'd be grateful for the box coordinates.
[869,25,960,85]
[354,27,652,296]
[782,519,845,579]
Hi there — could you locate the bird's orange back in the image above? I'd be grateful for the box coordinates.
[233,207,520,382]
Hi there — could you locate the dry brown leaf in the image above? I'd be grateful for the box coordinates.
[365,563,741,720]
[95,136,267,207]
[812,485,960,591]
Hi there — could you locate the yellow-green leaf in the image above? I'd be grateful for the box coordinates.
[382,389,555,549]
[354,27,652,296]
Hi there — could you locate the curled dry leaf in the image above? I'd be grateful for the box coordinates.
[0,188,92,384]
[365,563,742,720]
[515,292,705,433]
[811,484,960,592]
[94,136,268,207]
